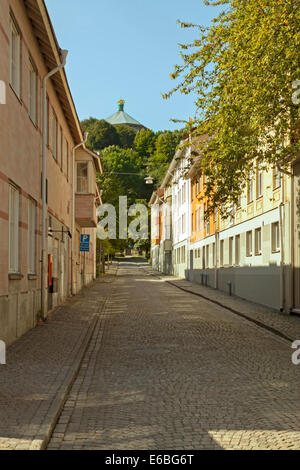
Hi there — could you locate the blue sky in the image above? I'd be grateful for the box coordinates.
[45,0,221,132]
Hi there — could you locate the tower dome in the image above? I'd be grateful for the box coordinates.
[105,100,146,132]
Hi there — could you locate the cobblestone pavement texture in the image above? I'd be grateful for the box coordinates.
[0,268,117,450]
[47,259,300,450]
[144,266,300,342]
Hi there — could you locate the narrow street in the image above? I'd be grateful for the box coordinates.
[46,259,300,450]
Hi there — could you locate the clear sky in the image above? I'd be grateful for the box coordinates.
[45,0,221,132]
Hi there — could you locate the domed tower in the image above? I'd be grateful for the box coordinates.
[105,99,146,132]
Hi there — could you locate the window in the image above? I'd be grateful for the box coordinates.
[257,162,263,198]
[237,193,242,208]
[273,167,281,189]
[60,127,63,169]
[246,230,253,257]
[235,235,240,265]
[9,184,19,272]
[212,243,216,266]
[66,140,69,180]
[229,237,233,266]
[206,216,210,235]
[247,170,254,203]
[10,17,20,97]
[28,199,36,274]
[52,111,58,159]
[182,213,186,234]
[77,162,89,193]
[29,60,37,124]
[255,227,262,255]
[220,240,224,267]
[271,222,280,252]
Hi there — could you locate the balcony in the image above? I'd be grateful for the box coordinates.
[75,193,97,227]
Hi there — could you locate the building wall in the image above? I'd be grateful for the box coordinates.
[189,164,292,311]
[0,0,98,345]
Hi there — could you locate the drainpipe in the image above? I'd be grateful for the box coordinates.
[290,165,296,313]
[279,171,285,312]
[41,50,68,320]
[71,132,89,295]
[215,230,219,289]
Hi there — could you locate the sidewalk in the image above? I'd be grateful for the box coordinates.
[0,267,117,450]
[144,265,300,342]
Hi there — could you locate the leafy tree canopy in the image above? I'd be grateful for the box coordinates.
[115,124,137,149]
[133,128,157,163]
[81,118,121,150]
[164,0,300,209]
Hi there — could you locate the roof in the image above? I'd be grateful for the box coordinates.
[105,100,145,128]
[24,0,83,144]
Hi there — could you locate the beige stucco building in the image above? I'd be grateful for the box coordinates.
[0,0,102,345]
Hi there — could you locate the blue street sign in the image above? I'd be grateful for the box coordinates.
[80,234,90,252]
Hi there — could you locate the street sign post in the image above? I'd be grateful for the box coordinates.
[80,234,90,252]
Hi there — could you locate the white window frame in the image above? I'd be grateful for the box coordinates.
[255,227,262,255]
[271,222,280,253]
[248,170,254,203]
[10,16,20,97]
[257,162,263,198]
[246,230,253,257]
[9,184,19,273]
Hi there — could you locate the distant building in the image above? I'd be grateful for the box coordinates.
[149,136,300,314]
[105,100,146,132]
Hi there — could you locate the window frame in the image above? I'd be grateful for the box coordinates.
[9,183,19,273]
[29,58,37,125]
[271,222,280,253]
[255,227,262,255]
[28,198,36,274]
[9,15,21,98]
[246,230,253,257]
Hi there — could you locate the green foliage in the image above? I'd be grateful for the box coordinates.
[165,0,300,208]
[148,129,187,183]
[133,129,157,163]
[115,124,137,149]
[81,118,120,150]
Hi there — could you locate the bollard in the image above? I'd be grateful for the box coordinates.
[228,280,232,296]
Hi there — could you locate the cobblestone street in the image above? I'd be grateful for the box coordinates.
[46,259,300,450]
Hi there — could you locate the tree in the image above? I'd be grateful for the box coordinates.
[81,118,120,150]
[147,129,186,183]
[134,128,157,163]
[115,124,137,149]
[164,0,300,209]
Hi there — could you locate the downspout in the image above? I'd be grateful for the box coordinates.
[279,172,285,312]
[71,132,88,295]
[215,230,219,289]
[41,50,68,320]
[290,165,296,313]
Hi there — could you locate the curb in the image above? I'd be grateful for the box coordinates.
[37,314,100,450]
[145,267,294,344]
[29,268,119,450]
